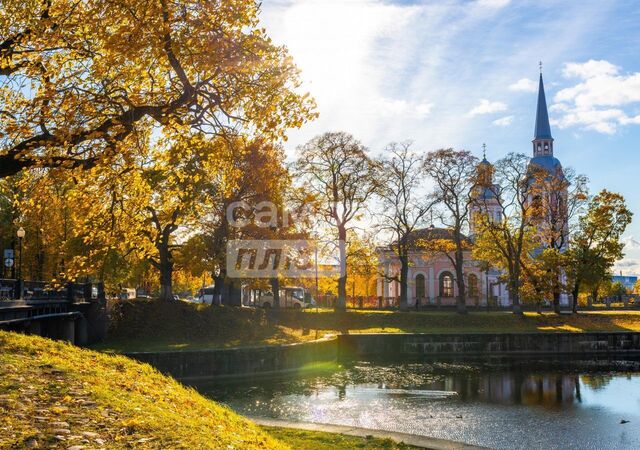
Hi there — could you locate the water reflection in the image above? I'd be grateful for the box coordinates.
[198,360,640,450]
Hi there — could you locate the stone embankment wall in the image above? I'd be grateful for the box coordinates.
[338,332,640,358]
[126,332,640,380]
[126,337,337,381]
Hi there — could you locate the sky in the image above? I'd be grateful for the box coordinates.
[260,0,640,275]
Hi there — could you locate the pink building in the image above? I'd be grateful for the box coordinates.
[377,71,568,308]
[376,226,510,307]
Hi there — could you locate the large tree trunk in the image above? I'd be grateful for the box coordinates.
[510,264,523,315]
[510,279,523,315]
[399,254,409,311]
[270,277,280,308]
[336,226,347,312]
[591,286,599,305]
[572,279,581,314]
[158,246,174,302]
[213,268,225,306]
[552,291,561,314]
[455,249,467,314]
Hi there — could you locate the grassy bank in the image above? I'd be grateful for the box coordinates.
[0,331,419,449]
[264,426,418,450]
[95,300,640,353]
[0,331,286,449]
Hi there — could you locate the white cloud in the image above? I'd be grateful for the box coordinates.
[259,1,612,153]
[374,98,434,118]
[468,99,508,116]
[508,78,537,92]
[562,60,619,79]
[552,59,640,134]
[623,236,640,250]
[493,115,514,126]
[476,0,511,8]
[614,258,640,276]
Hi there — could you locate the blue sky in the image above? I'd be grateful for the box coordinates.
[261,0,640,274]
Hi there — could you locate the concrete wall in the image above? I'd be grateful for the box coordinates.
[123,332,640,381]
[338,332,640,358]
[126,337,337,381]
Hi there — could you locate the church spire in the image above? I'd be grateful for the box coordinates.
[532,68,554,157]
[534,73,552,140]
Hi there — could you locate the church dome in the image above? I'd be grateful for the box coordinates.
[528,155,565,179]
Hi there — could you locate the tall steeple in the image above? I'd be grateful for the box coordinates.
[532,69,554,157]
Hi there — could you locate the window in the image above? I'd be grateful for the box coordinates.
[468,274,479,298]
[439,272,454,297]
[415,274,425,299]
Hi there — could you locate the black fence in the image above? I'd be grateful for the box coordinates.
[0,278,100,303]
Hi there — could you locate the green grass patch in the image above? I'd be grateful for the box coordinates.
[96,299,640,353]
[262,426,420,450]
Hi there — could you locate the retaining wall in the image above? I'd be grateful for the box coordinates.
[125,332,640,381]
[125,337,337,381]
[338,332,640,358]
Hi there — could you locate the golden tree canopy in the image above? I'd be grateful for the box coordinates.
[0,0,316,177]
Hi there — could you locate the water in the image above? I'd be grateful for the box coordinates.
[196,358,640,450]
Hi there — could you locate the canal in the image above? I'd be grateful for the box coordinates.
[196,357,640,449]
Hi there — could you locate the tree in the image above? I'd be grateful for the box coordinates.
[192,137,293,305]
[294,132,379,311]
[0,0,315,178]
[471,153,538,314]
[568,190,632,312]
[528,165,588,312]
[423,149,477,314]
[345,231,378,307]
[376,143,433,310]
[135,134,221,301]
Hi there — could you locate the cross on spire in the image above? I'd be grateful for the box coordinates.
[539,60,543,74]
[482,143,487,159]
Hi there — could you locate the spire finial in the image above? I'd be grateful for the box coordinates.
[539,60,543,74]
[482,143,487,159]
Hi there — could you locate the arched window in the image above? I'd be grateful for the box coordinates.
[468,274,479,298]
[415,274,425,299]
[439,271,454,298]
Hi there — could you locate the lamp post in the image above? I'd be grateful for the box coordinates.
[16,227,25,299]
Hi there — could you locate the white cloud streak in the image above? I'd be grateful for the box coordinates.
[260,1,615,154]
[468,99,508,116]
[493,115,514,126]
[509,78,537,92]
[552,59,640,134]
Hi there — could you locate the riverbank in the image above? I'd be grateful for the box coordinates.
[257,418,486,450]
[96,300,640,353]
[0,331,433,449]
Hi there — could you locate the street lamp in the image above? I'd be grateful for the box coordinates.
[16,227,25,299]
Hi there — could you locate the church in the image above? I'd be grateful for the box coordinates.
[376,72,568,307]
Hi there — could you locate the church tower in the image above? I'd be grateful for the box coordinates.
[532,73,554,157]
[470,145,502,238]
[527,69,570,253]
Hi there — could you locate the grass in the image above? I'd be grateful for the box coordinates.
[262,426,420,450]
[94,299,640,353]
[0,331,427,449]
[0,330,287,449]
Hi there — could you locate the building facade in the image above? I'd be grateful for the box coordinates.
[377,72,567,307]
